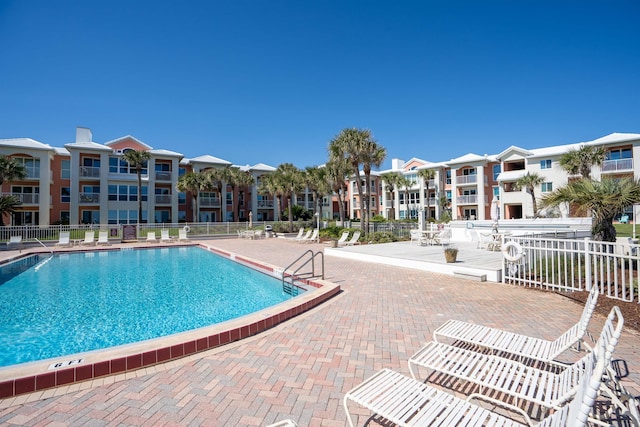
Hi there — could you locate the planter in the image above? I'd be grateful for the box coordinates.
[444,248,458,263]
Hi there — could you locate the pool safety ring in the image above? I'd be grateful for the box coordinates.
[183,225,191,233]
[502,241,524,262]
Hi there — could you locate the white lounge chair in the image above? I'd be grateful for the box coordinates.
[300,228,318,243]
[345,343,606,427]
[97,231,110,245]
[433,285,599,363]
[56,231,71,247]
[295,229,311,242]
[178,229,189,241]
[336,231,350,246]
[291,228,304,240]
[408,306,623,424]
[7,235,22,251]
[146,231,158,243]
[161,229,174,243]
[80,231,96,246]
[343,230,360,246]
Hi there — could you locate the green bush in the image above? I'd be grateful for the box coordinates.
[368,231,398,244]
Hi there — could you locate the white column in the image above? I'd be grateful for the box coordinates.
[476,165,486,220]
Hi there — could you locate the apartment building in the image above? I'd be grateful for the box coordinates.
[378,132,640,222]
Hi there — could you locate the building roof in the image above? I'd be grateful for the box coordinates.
[496,170,528,182]
[447,152,489,165]
[104,135,153,150]
[64,141,113,152]
[0,138,55,151]
[187,154,232,165]
[584,132,640,146]
[149,148,183,157]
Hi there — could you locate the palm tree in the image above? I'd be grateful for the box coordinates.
[418,168,436,220]
[381,172,401,220]
[0,195,21,226]
[227,167,255,221]
[257,173,284,222]
[542,177,640,242]
[0,155,27,187]
[397,175,414,220]
[205,168,226,221]
[559,145,606,179]
[176,171,207,222]
[122,149,151,223]
[515,172,544,217]
[329,128,376,233]
[273,163,305,232]
[325,157,350,223]
[305,166,330,220]
[361,140,387,232]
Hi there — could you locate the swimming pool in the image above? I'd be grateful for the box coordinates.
[0,247,294,368]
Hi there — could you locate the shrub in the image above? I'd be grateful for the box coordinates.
[368,231,397,244]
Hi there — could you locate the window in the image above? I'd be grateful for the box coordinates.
[446,170,451,185]
[446,190,452,202]
[61,187,70,203]
[108,209,146,224]
[83,157,100,167]
[12,186,40,203]
[462,168,476,175]
[179,167,186,176]
[493,186,500,199]
[61,160,71,179]
[607,148,632,160]
[108,156,147,174]
[493,164,501,181]
[540,159,552,169]
[14,157,40,178]
[60,212,69,223]
[541,182,553,192]
[178,191,186,204]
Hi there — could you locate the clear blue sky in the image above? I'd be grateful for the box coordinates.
[1,1,638,170]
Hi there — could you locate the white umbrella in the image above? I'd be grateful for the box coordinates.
[490,198,499,221]
[248,211,253,228]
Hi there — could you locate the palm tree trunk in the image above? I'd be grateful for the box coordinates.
[137,171,143,223]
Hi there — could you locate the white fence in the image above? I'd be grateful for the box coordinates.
[502,235,639,303]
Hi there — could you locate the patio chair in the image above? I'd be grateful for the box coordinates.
[299,228,318,243]
[178,228,189,242]
[343,230,360,246]
[97,231,111,245]
[433,285,599,363]
[408,306,624,425]
[146,231,159,243]
[56,231,71,247]
[409,229,422,245]
[344,343,607,427]
[80,231,96,246]
[291,228,304,240]
[6,235,22,251]
[336,231,350,246]
[295,229,311,242]
[161,229,174,243]
[478,231,493,250]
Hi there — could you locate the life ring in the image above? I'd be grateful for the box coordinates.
[183,225,191,233]
[502,241,524,262]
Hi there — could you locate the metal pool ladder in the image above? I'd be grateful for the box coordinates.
[282,250,324,296]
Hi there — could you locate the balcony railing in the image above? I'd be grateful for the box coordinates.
[9,193,40,204]
[199,197,221,207]
[79,193,100,204]
[456,195,479,205]
[80,166,101,178]
[456,175,478,185]
[257,200,274,208]
[602,158,633,172]
[155,171,172,181]
[155,195,172,204]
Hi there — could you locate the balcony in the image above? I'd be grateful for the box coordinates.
[80,166,101,179]
[257,200,274,208]
[79,193,100,204]
[456,195,486,205]
[155,171,172,181]
[200,197,221,208]
[9,193,39,204]
[155,195,172,204]
[456,175,477,185]
[602,158,633,172]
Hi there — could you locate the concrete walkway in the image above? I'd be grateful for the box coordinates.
[0,238,638,426]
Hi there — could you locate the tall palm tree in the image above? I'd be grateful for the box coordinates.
[515,172,544,217]
[0,155,27,187]
[542,177,640,242]
[176,171,207,222]
[257,173,284,222]
[273,163,305,232]
[305,166,330,220]
[122,149,151,223]
[227,167,255,221]
[361,140,387,232]
[397,175,414,220]
[325,157,350,223]
[329,128,376,233]
[559,145,606,179]
[418,168,436,220]
[381,172,401,220]
[205,168,226,221]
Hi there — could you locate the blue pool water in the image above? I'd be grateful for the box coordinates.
[0,247,293,368]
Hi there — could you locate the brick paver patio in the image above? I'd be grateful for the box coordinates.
[0,238,638,426]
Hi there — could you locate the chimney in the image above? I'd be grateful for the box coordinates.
[391,158,404,170]
[76,127,93,143]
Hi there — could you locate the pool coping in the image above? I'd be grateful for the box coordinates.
[0,243,340,400]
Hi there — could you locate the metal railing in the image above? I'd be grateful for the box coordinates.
[281,250,324,296]
[502,235,639,303]
[601,158,633,172]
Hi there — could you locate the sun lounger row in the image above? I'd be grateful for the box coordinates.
[344,289,630,427]
[146,229,189,243]
[336,230,360,246]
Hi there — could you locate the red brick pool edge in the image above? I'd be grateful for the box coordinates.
[0,243,340,400]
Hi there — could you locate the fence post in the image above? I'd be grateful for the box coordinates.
[584,237,591,292]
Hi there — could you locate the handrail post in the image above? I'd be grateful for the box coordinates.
[584,237,592,292]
